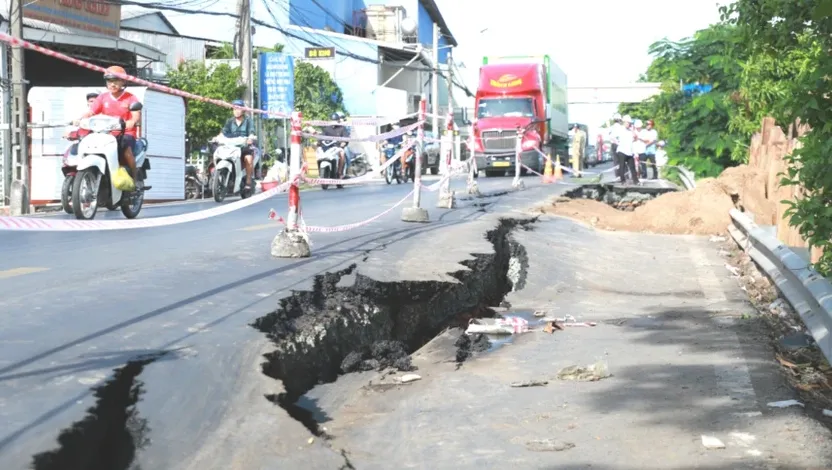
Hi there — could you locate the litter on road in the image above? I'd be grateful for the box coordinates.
[510,379,548,388]
[701,435,726,449]
[766,399,804,409]
[556,361,612,382]
[525,439,576,452]
[466,316,529,335]
[400,374,422,383]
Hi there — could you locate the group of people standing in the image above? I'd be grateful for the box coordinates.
[607,113,666,185]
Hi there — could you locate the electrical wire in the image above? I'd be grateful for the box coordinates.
[105,0,474,96]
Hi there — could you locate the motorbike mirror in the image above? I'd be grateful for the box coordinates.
[129,102,143,112]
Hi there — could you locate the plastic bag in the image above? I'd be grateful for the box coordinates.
[113,166,135,192]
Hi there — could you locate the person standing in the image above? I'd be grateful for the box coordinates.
[641,119,659,179]
[570,124,587,177]
[615,115,639,185]
[608,113,623,178]
[633,119,646,178]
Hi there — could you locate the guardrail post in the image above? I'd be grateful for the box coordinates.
[272,110,311,258]
[401,98,430,222]
[512,128,525,190]
[437,108,455,209]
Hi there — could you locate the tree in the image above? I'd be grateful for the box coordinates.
[293,61,346,121]
[167,61,245,152]
[725,0,832,272]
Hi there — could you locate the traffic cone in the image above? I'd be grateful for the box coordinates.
[542,157,554,183]
[553,157,563,181]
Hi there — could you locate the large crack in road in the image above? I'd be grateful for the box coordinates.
[251,217,535,444]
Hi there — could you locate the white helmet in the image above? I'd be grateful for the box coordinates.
[612,113,622,121]
[658,140,666,147]
[622,115,633,123]
[634,119,643,128]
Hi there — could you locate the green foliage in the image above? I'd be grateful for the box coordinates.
[293,61,346,121]
[166,61,245,152]
[724,0,832,273]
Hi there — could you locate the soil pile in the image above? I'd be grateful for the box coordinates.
[541,164,777,236]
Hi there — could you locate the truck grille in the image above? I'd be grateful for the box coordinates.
[481,130,517,152]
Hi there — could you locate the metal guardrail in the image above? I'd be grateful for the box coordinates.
[675,165,697,190]
[728,208,832,365]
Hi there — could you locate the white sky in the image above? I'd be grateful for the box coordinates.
[163,0,723,127]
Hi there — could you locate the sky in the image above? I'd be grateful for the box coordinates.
[161,0,723,128]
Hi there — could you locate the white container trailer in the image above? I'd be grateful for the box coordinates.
[28,86,186,205]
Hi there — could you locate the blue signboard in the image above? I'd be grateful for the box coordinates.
[259,52,294,119]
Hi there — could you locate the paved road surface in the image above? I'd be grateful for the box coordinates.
[0,170,573,469]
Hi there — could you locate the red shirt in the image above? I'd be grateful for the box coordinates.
[90,91,140,137]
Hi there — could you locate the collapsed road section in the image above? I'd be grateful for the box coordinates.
[251,217,534,435]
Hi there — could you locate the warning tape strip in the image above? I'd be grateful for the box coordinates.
[303,112,419,127]
[0,32,287,119]
[300,121,421,143]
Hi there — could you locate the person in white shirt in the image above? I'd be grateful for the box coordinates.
[608,113,623,178]
[615,115,639,184]
[655,140,668,176]
[640,119,659,179]
[633,119,646,178]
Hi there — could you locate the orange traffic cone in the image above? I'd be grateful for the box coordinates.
[543,157,554,183]
[553,156,563,181]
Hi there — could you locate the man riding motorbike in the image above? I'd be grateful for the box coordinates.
[74,66,142,185]
[217,99,257,191]
[318,112,348,178]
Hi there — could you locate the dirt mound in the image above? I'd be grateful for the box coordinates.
[541,164,777,236]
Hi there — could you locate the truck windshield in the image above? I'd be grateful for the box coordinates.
[477,98,534,119]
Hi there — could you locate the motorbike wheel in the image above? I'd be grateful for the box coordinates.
[385,164,393,184]
[213,168,228,202]
[121,181,144,219]
[350,161,368,178]
[71,169,99,220]
[321,165,330,190]
[240,175,252,200]
[61,175,74,214]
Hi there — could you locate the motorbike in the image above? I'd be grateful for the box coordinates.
[211,134,258,202]
[316,139,345,190]
[346,152,369,178]
[71,102,150,220]
[60,130,84,214]
[185,163,205,199]
[401,145,416,183]
[382,142,402,185]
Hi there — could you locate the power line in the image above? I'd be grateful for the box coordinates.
[107,0,474,97]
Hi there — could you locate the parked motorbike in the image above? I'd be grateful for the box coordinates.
[185,163,205,199]
[71,102,150,220]
[60,130,85,214]
[346,152,369,178]
[382,142,402,185]
[316,139,345,190]
[401,145,416,183]
[211,134,257,203]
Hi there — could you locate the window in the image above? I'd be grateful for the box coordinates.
[477,97,535,119]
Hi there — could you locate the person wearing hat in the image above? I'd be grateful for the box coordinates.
[655,140,668,177]
[632,119,646,178]
[641,119,659,179]
[569,123,587,176]
[614,115,639,184]
[75,65,142,185]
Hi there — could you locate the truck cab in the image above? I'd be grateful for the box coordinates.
[470,55,568,177]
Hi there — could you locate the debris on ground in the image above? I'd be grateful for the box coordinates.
[556,361,611,382]
[538,164,776,235]
[399,374,422,383]
[533,310,547,317]
[454,332,491,363]
[542,322,563,334]
[466,316,529,335]
[767,399,804,409]
[340,340,417,373]
[510,379,548,388]
[719,237,832,412]
[701,435,726,449]
[539,315,598,333]
[525,439,576,452]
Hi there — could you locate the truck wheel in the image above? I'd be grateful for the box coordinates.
[430,167,438,175]
[484,170,501,177]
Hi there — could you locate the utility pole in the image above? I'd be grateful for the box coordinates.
[431,22,439,135]
[10,0,28,215]
[237,0,252,106]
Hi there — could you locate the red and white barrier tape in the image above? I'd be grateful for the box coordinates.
[0,33,287,119]
[300,121,421,143]
[269,188,416,233]
[0,178,295,231]
[303,112,419,127]
[301,141,416,186]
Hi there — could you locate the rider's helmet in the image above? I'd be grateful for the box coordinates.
[657,140,666,147]
[103,65,127,82]
[232,99,245,107]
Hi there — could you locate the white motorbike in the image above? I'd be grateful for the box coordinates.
[71,102,149,220]
[316,141,345,190]
[211,134,258,203]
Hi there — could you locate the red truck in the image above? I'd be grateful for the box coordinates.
[470,55,569,177]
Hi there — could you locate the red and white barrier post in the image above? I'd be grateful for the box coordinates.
[512,127,525,190]
[272,111,312,258]
[401,98,430,222]
[437,108,455,209]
